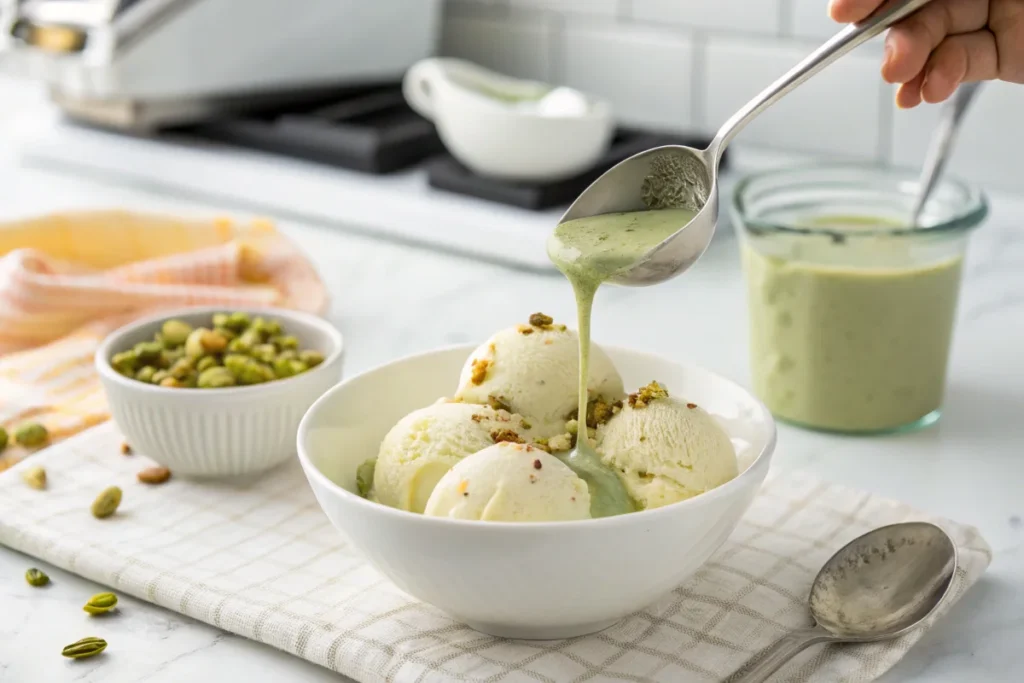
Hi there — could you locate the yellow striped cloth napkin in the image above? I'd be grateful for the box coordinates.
[0,210,328,472]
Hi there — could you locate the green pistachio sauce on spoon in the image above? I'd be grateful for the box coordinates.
[547,208,698,517]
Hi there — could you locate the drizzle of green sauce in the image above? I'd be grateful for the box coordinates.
[547,208,697,517]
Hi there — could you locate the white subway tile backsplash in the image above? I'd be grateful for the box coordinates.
[631,0,781,35]
[508,0,619,16]
[440,13,555,81]
[560,22,694,131]
[890,82,1024,194]
[703,38,883,159]
[791,0,885,51]
[791,0,837,39]
[436,1,1024,193]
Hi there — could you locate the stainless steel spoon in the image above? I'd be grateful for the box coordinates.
[559,0,935,287]
[727,521,958,683]
[909,82,984,226]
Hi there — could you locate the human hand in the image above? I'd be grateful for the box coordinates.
[830,0,1024,107]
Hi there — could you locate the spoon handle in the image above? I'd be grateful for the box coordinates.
[726,627,836,683]
[909,82,984,226]
[708,0,935,162]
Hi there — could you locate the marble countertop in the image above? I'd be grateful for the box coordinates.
[1,97,1022,682]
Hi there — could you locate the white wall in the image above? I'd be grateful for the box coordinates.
[440,0,1024,193]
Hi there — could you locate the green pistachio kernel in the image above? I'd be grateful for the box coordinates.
[0,427,8,453]
[111,350,138,376]
[224,354,275,385]
[211,313,230,329]
[196,356,219,373]
[185,328,228,358]
[250,343,277,364]
[299,350,325,368]
[135,366,157,383]
[169,358,194,380]
[132,341,163,363]
[238,328,263,348]
[160,319,193,347]
[273,358,308,379]
[158,347,184,369]
[227,337,252,354]
[271,335,299,350]
[151,370,171,385]
[197,366,237,388]
[224,311,250,332]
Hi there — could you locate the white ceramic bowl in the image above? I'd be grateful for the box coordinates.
[97,306,344,477]
[297,345,775,639]
[404,58,614,182]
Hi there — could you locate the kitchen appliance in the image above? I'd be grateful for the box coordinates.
[0,0,442,129]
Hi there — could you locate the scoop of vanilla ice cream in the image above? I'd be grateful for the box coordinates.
[373,401,532,513]
[454,315,624,436]
[598,383,737,510]
[424,442,591,522]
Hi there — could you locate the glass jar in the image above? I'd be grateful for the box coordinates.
[731,165,988,434]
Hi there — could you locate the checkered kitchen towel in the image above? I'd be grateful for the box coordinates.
[0,424,991,682]
[0,210,327,472]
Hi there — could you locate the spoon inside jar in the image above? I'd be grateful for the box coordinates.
[909,82,983,227]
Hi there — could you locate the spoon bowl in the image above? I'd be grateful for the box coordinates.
[809,521,958,640]
[730,521,958,682]
[559,145,717,287]
[561,0,935,288]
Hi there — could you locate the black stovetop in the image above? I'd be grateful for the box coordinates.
[180,83,727,212]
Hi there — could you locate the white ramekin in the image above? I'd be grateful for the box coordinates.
[97,306,344,477]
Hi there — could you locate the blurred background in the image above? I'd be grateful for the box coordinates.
[436,0,1024,191]
[0,0,1021,271]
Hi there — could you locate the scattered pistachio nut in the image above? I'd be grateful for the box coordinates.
[62,637,107,659]
[195,355,219,373]
[14,422,48,447]
[137,466,171,485]
[91,486,122,519]
[25,567,49,587]
[21,465,46,490]
[121,442,132,455]
[83,592,118,615]
[0,427,8,453]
